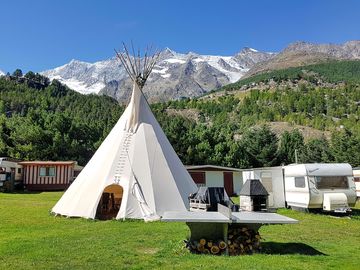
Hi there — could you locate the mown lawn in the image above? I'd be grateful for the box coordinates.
[0,192,359,270]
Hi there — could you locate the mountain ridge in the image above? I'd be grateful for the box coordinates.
[244,40,360,77]
[41,47,275,102]
[40,40,360,102]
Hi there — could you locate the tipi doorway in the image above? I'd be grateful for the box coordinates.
[96,184,123,220]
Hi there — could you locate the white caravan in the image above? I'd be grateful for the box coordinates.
[353,167,360,197]
[284,163,356,213]
[0,157,22,188]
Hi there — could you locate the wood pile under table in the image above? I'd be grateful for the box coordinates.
[185,225,261,255]
[162,205,298,256]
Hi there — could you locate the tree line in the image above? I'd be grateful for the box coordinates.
[156,113,360,168]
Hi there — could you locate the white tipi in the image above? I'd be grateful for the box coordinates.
[52,46,197,221]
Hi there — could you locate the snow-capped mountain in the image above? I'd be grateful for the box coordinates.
[41,48,275,102]
[41,58,126,95]
[0,69,5,76]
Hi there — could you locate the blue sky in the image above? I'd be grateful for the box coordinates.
[1,0,359,72]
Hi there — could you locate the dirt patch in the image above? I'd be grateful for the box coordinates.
[166,108,202,123]
[139,247,159,255]
[266,121,331,141]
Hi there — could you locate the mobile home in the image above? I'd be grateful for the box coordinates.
[19,161,77,191]
[186,165,243,196]
[0,157,23,190]
[284,163,356,212]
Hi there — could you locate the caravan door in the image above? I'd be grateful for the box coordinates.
[260,171,274,208]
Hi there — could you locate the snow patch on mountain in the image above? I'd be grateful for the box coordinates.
[152,67,169,74]
[43,58,128,95]
[164,58,186,64]
[0,69,5,76]
[52,76,105,94]
[199,55,248,82]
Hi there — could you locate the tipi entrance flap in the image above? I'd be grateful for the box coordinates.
[96,184,123,220]
[124,125,157,218]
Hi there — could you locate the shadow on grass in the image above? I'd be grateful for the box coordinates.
[2,190,42,194]
[350,208,360,220]
[261,242,327,256]
[314,209,360,219]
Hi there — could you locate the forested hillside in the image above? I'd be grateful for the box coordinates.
[154,83,360,167]
[220,60,360,92]
[0,68,359,167]
[0,75,122,165]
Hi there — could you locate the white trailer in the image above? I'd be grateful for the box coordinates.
[0,157,22,189]
[353,167,360,198]
[242,166,285,209]
[284,163,356,213]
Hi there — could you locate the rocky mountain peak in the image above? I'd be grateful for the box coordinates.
[41,46,275,102]
[159,47,177,60]
[344,40,360,46]
[283,41,312,52]
[239,47,259,53]
[234,47,276,69]
[283,40,360,59]
[244,40,360,78]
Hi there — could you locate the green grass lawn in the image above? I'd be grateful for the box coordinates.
[0,192,359,270]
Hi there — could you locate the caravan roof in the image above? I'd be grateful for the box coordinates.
[284,163,353,177]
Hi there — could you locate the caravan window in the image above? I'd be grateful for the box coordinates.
[48,167,56,176]
[295,177,305,188]
[39,167,56,177]
[39,167,47,176]
[315,176,349,189]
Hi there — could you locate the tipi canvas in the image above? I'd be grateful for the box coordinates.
[52,46,197,221]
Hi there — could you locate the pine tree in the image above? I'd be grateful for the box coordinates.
[278,130,304,164]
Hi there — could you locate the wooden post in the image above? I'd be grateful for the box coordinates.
[218,203,231,255]
[223,223,229,255]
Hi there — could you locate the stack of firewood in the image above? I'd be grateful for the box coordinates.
[184,238,228,255]
[184,226,261,256]
[227,226,261,255]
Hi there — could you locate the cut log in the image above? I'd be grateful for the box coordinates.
[210,245,220,254]
[197,245,205,252]
[219,241,227,250]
